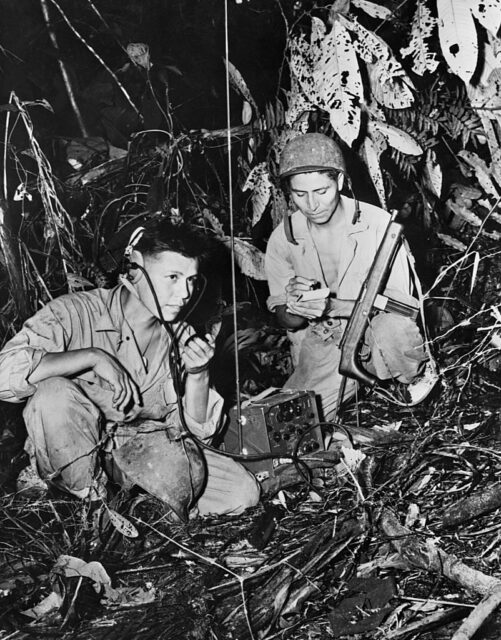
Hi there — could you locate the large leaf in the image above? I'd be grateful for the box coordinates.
[289,34,319,104]
[370,121,423,155]
[471,0,501,38]
[337,14,391,63]
[436,0,478,84]
[222,237,267,280]
[400,1,439,76]
[243,163,273,226]
[338,15,415,108]
[224,60,258,112]
[312,21,363,146]
[362,137,387,208]
[352,0,392,19]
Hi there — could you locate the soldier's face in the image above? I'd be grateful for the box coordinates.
[289,171,343,225]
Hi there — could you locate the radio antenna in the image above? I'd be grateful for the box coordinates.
[224,0,242,427]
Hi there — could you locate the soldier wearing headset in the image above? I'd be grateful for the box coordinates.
[0,219,260,518]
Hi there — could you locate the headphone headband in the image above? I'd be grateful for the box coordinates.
[124,226,145,258]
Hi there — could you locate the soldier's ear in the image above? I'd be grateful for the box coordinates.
[128,250,144,283]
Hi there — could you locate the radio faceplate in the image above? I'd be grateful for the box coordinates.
[222,389,324,480]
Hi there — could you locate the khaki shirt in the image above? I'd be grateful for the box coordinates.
[264,196,417,360]
[0,285,222,440]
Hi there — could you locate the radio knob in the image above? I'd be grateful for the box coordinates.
[283,432,290,441]
[273,433,282,442]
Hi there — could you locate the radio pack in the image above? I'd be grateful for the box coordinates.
[222,389,324,480]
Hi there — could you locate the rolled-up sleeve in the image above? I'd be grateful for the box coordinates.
[265,225,294,312]
[0,303,70,402]
[182,387,224,442]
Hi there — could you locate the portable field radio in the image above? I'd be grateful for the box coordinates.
[222,389,324,480]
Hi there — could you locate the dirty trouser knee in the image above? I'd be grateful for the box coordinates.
[364,313,425,383]
[23,377,102,498]
[110,422,260,517]
[197,448,260,516]
[285,314,425,420]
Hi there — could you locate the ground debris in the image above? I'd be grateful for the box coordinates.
[2,389,501,638]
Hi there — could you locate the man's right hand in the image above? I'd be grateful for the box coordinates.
[285,276,329,320]
[90,349,141,412]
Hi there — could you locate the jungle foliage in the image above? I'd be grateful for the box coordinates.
[0,0,501,381]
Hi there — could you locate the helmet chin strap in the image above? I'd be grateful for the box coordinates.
[284,210,298,245]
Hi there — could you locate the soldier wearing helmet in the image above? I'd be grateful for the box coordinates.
[265,132,432,419]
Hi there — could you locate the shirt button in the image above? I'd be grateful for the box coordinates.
[326,320,333,327]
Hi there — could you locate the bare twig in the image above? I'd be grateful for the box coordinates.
[46,0,142,120]
[40,0,88,137]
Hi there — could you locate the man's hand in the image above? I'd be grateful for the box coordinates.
[91,349,141,411]
[286,276,329,320]
[181,333,215,375]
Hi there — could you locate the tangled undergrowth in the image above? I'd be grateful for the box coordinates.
[1,364,501,640]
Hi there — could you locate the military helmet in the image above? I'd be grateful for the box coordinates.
[279,133,346,178]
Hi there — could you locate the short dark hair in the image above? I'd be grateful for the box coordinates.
[134,219,213,266]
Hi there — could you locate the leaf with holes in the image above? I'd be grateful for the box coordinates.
[471,0,501,37]
[224,60,258,111]
[425,150,442,198]
[362,137,387,208]
[371,121,422,155]
[107,508,139,538]
[222,237,266,280]
[352,0,392,19]
[289,34,319,104]
[337,14,390,63]
[339,14,414,108]
[400,1,439,75]
[367,58,415,108]
[243,163,273,226]
[311,16,327,58]
[312,21,363,146]
[436,0,478,84]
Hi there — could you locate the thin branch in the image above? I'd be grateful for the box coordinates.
[46,0,142,121]
[39,0,88,137]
